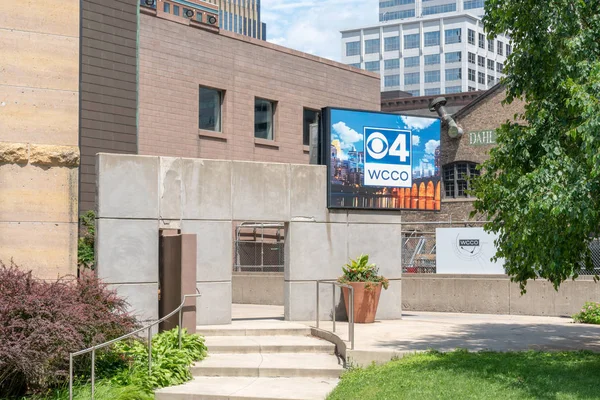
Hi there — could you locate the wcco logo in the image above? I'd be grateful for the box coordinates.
[363,127,412,188]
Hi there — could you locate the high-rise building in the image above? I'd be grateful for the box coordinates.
[341,0,510,95]
[205,0,267,40]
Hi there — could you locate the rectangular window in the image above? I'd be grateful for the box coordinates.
[424,54,440,65]
[445,28,461,44]
[424,88,441,96]
[487,59,494,70]
[303,108,320,146]
[468,29,475,45]
[445,68,461,81]
[424,31,440,47]
[468,86,476,91]
[384,36,400,51]
[199,87,222,132]
[445,51,461,64]
[488,75,495,84]
[164,2,170,13]
[497,41,504,55]
[488,38,494,52]
[379,9,415,21]
[348,63,361,68]
[406,89,421,96]
[404,56,420,68]
[464,0,485,9]
[496,62,503,72]
[365,39,380,54]
[384,59,400,70]
[254,98,275,140]
[404,33,420,49]
[173,4,180,16]
[478,55,485,67]
[478,33,485,49]
[424,70,440,83]
[365,61,380,72]
[196,13,203,22]
[423,3,456,15]
[468,52,476,64]
[478,71,485,84]
[446,86,462,94]
[384,74,400,87]
[404,72,420,85]
[346,41,360,56]
[506,44,512,56]
[468,68,475,82]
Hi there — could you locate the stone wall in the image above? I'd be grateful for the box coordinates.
[0,0,80,278]
[96,153,403,324]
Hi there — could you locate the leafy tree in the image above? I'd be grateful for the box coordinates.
[473,0,600,291]
[78,210,96,270]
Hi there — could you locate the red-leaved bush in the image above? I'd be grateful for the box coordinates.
[0,261,138,397]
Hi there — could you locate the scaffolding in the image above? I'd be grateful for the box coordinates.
[234,222,285,272]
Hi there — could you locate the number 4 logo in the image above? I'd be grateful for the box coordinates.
[389,133,409,162]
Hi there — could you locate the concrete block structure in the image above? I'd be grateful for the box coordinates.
[0,0,80,278]
[96,153,404,324]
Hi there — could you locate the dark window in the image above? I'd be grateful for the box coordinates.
[488,38,494,52]
[303,108,320,146]
[478,33,485,49]
[468,52,475,64]
[199,87,223,132]
[173,5,180,16]
[487,59,495,70]
[254,98,275,140]
[497,41,504,55]
[443,162,480,198]
[478,71,485,84]
[468,68,475,82]
[468,29,475,45]
[478,55,485,67]
[163,2,170,13]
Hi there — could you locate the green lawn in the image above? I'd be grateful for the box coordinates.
[327,350,600,400]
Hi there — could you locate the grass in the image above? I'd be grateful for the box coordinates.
[327,350,600,400]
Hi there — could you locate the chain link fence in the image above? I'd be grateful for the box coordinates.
[234,222,285,272]
[579,239,600,276]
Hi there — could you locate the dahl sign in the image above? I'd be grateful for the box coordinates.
[468,130,497,146]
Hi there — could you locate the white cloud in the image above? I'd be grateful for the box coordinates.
[424,139,440,159]
[401,115,437,131]
[262,0,378,61]
[333,121,363,144]
[412,135,420,147]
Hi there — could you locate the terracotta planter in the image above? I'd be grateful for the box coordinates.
[342,282,382,323]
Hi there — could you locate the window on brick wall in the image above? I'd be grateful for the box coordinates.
[303,108,320,146]
[199,86,223,132]
[255,98,276,140]
[443,162,480,198]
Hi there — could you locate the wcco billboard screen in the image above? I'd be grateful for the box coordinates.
[322,108,441,211]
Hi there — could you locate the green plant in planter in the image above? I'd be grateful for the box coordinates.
[573,302,600,325]
[337,254,389,291]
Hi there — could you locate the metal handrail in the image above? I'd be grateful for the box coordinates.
[68,293,202,400]
[316,281,354,350]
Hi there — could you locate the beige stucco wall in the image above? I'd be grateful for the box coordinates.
[0,0,80,279]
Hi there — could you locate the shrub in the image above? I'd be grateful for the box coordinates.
[573,302,600,324]
[338,254,389,290]
[0,261,137,397]
[77,210,96,271]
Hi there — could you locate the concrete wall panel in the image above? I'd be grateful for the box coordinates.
[375,279,402,319]
[108,283,159,325]
[347,210,403,225]
[96,219,159,284]
[347,223,403,280]
[181,220,233,282]
[290,165,346,223]
[285,281,347,321]
[181,159,232,220]
[160,157,182,220]
[232,273,284,305]
[0,0,79,37]
[97,154,159,219]
[0,221,77,279]
[0,164,78,223]
[285,222,348,281]
[232,161,290,221]
[196,282,232,325]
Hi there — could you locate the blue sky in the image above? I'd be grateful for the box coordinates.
[261,0,379,62]
[330,109,441,170]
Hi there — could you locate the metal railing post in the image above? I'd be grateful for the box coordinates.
[148,327,152,376]
[178,307,183,349]
[316,281,320,329]
[332,284,336,333]
[91,347,95,400]
[349,287,355,350]
[69,353,73,400]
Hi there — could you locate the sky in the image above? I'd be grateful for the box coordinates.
[261,0,379,62]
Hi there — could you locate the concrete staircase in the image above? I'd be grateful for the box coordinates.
[154,321,344,400]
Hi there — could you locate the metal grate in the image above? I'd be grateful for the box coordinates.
[234,222,285,272]
[402,231,437,273]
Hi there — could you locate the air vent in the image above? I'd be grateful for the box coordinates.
[185,9,194,18]
[207,15,217,25]
[144,0,155,6]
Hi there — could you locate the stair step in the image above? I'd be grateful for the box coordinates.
[155,376,340,400]
[197,322,312,337]
[205,335,336,354]
[191,352,344,378]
